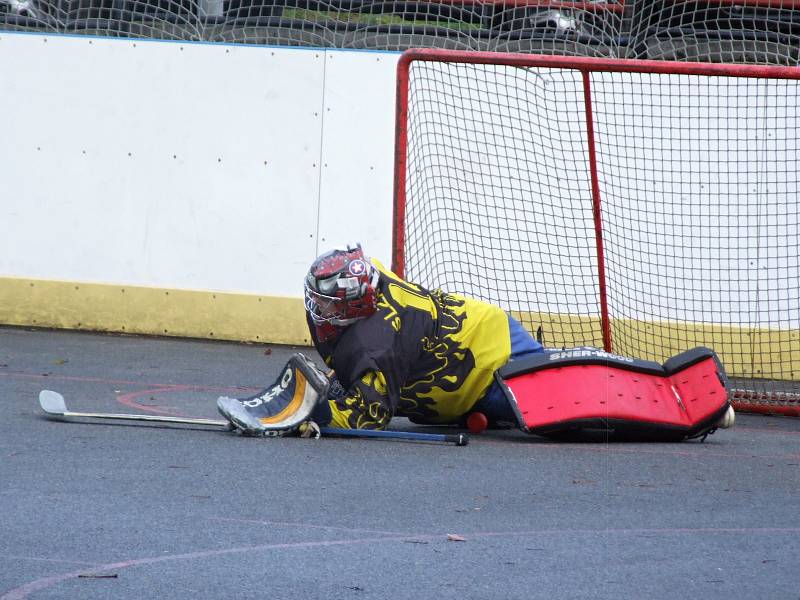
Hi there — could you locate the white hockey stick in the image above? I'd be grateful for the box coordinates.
[38,390,469,445]
[38,390,233,429]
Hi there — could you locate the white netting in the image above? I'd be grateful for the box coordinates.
[397,54,799,411]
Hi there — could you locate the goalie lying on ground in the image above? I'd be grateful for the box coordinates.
[218,244,735,441]
[304,243,547,431]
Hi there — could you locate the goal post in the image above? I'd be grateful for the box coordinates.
[393,48,800,416]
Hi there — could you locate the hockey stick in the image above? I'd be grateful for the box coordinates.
[38,390,469,445]
[319,427,468,446]
[38,390,233,429]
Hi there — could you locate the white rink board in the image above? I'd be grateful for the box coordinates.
[0,33,398,297]
[316,50,397,263]
[0,33,797,334]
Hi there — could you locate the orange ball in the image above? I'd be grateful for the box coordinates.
[466,411,488,434]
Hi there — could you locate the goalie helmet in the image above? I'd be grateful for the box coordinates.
[304,244,379,341]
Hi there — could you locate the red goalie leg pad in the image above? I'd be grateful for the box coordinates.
[495,347,730,441]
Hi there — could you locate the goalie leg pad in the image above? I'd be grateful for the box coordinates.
[495,347,731,442]
[217,353,330,436]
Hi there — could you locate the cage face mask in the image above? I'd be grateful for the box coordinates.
[304,245,379,335]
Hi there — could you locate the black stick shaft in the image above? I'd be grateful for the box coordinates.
[320,427,468,446]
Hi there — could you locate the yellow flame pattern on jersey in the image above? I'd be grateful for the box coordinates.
[326,260,512,428]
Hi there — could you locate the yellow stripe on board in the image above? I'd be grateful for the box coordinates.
[0,277,311,346]
[1,278,796,379]
[612,319,799,381]
[510,311,606,349]
[513,311,799,381]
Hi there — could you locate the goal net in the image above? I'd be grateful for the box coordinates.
[393,49,800,415]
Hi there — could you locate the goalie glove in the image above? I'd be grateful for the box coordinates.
[217,353,330,437]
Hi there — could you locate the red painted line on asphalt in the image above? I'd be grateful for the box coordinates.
[114,387,190,417]
[7,369,798,456]
[0,536,411,599]
[4,527,799,599]
[2,369,258,417]
[0,369,256,394]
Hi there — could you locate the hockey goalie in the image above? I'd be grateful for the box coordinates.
[218,244,734,441]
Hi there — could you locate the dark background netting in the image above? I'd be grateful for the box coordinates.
[2,1,799,64]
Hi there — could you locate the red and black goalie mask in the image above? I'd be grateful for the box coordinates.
[304,244,379,341]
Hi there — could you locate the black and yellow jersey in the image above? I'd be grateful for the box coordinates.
[310,260,512,429]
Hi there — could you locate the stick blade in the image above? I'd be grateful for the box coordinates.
[39,390,67,417]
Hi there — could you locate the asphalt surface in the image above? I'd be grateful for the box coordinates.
[1,326,799,600]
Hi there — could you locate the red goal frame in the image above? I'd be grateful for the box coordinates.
[392,48,800,416]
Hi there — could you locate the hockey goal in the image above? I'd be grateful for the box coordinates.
[393,49,800,415]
